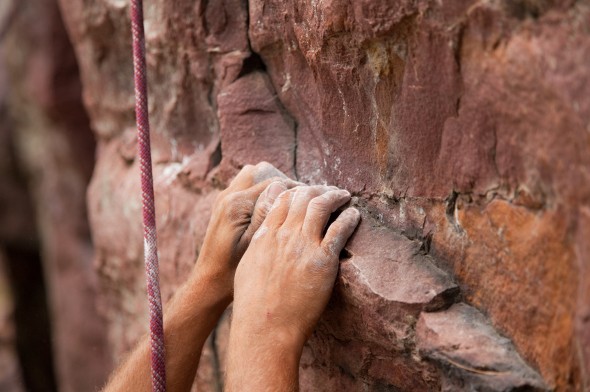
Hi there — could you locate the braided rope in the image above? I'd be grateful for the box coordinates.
[130,1,166,390]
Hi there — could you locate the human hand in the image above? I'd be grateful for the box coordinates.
[230,185,361,351]
[193,162,300,304]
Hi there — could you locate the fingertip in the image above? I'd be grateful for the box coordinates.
[347,207,361,223]
[322,207,361,254]
[253,162,287,183]
[341,207,361,230]
[337,189,351,199]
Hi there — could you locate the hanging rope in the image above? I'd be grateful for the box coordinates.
[130,0,166,390]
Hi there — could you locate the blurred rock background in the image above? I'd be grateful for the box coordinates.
[0,0,588,391]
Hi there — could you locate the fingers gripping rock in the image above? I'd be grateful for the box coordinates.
[304,189,351,239]
[252,161,288,184]
[228,161,292,191]
[244,181,288,242]
[322,207,361,256]
[283,185,337,227]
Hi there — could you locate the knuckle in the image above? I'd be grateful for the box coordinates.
[217,191,233,209]
[224,191,241,205]
[308,196,329,214]
[236,164,255,178]
[253,162,283,183]
[223,192,253,220]
[230,165,255,184]
[256,161,273,170]
[276,227,292,243]
[321,242,337,258]
[297,185,322,200]
[306,251,336,274]
[215,189,228,204]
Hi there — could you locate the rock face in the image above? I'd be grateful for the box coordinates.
[0,17,52,392]
[2,0,111,390]
[416,303,547,391]
[0,256,24,392]
[54,0,589,390]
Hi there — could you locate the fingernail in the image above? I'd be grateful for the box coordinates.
[347,207,360,220]
[338,189,351,197]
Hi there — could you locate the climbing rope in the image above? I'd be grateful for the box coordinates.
[130,0,166,390]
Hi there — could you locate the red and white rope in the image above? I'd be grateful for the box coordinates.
[130,0,166,390]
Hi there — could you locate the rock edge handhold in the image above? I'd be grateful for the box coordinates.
[417,303,549,391]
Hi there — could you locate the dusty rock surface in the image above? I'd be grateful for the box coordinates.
[54,0,590,390]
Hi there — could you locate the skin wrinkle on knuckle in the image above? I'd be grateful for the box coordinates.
[310,190,343,211]
[255,194,273,215]
[260,199,273,214]
[225,197,255,223]
[292,186,326,210]
[308,196,329,214]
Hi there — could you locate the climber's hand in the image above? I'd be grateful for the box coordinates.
[229,186,361,363]
[194,162,300,303]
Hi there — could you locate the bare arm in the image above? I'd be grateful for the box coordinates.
[103,267,229,392]
[103,162,299,392]
[226,186,361,391]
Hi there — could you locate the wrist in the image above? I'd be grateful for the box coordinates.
[189,246,236,304]
[186,266,233,311]
[227,319,303,389]
[230,312,306,355]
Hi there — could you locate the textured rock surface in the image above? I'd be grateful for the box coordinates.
[417,303,547,391]
[0,25,51,391]
[2,0,111,390]
[0,251,24,392]
[53,0,590,390]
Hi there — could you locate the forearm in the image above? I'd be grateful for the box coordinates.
[225,318,303,392]
[103,268,229,392]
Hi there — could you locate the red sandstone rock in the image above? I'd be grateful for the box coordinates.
[49,0,590,390]
[0,253,24,392]
[417,303,548,391]
[218,71,296,177]
[2,1,110,390]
